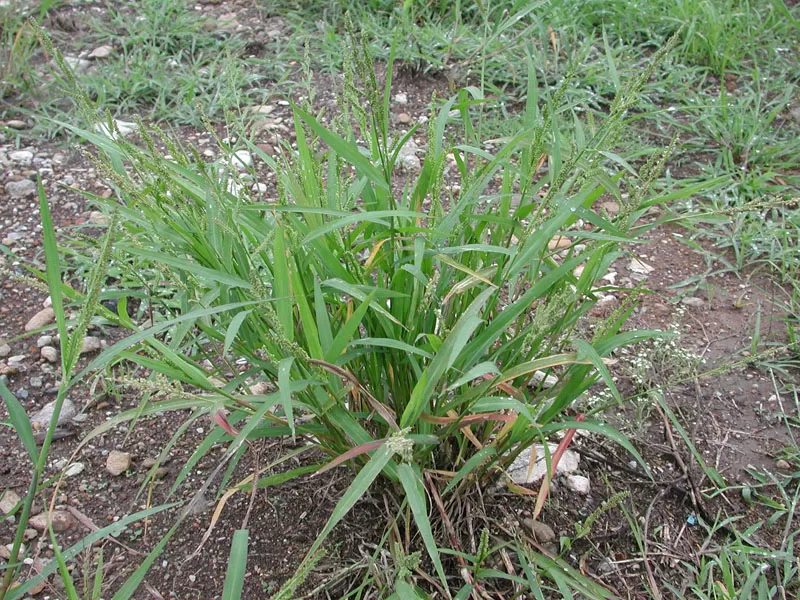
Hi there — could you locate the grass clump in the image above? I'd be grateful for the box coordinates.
[0,0,61,98]
[0,27,692,597]
[73,0,263,126]
[2,0,798,597]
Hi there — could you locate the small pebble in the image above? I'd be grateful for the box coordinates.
[41,346,59,363]
[523,519,556,543]
[106,450,131,476]
[566,474,591,495]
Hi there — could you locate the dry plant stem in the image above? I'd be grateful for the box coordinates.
[241,444,260,530]
[498,548,518,596]
[642,488,669,600]
[654,403,703,514]
[66,506,146,557]
[532,414,584,520]
[144,581,166,600]
[424,471,480,598]
[779,485,800,555]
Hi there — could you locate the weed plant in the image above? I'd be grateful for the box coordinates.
[0,25,695,598]
[2,0,799,596]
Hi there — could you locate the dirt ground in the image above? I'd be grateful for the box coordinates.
[1,1,798,598]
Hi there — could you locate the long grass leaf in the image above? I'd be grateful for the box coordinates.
[221,529,249,600]
[224,310,251,356]
[443,447,499,496]
[273,228,294,341]
[294,106,389,191]
[74,300,265,381]
[111,520,181,600]
[0,380,37,465]
[324,293,376,363]
[278,357,295,440]
[398,462,447,590]
[37,179,68,365]
[402,288,493,427]
[349,338,432,359]
[307,444,393,558]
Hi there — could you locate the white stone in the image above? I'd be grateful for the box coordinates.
[63,56,91,72]
[507,443,580,484]
[41,346,58,363]
[248,105,274,114]
[566,474,591,494]
[229,150,252,170]
[396,139,421,174]
[80,337,102,354]
[0,343,10,357]
[36,335,53,348]
[8,150,33,165]
[94,119,139,140]
[106,450,131,476]
[0,489,21,514]
[531,370,558,389]
[25,307,55,331]
[226,180,243,196]
[4,179,36,198]
[88,211,110,225]
[394,92,408,105]
[88,45,113,59]
[64,462,85,477]
[30,398,76,430]
[628,258,654,275]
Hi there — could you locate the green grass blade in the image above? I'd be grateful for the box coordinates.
[111,520,181,600]
[603,29,621,92]
[273,228,294,342]
[324,293,376,363]
[294,105,389,192]
[653,391,725,487]
[572,339,621,404]
[302,209,426,244]
[0,380,37,465]
[402,288,493,427]
[91,549,104,599]
[350,338,432,359]
[313,276,334,350]
[397,463,447,590]
[37,178,68,364]
[443,447,498,496]
[74,300,264,381]
[278,357,296,440]
[221,529,249,600]
[50,524,80,600]
[224,310,251,356]
[290,263,324,359]
[307,443,393,558]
